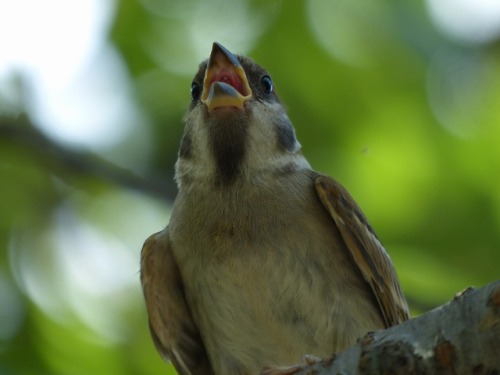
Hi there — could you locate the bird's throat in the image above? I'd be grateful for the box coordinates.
[207,116,248,185]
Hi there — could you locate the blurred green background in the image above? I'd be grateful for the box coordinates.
[1,0,499,374]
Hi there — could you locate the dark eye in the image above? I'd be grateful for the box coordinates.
[260,75,273,94]
[191,82,201,101]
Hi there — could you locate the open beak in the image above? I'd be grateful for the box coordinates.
[201,42,252,111]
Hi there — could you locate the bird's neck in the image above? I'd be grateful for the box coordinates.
[175,152,310,191]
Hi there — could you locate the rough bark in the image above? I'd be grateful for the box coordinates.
[283,281,500,375]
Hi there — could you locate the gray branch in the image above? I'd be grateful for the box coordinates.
[0,117,177,202]
[280,281,500,375]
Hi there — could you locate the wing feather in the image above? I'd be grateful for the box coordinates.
[140,229,213,375]
[315,175,410,326]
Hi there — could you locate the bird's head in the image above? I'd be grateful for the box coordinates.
[176,42,310,188]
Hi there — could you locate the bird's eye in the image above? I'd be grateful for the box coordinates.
[191,82,201,101]
[260,75,273,94]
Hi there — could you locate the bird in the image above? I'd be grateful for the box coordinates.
[140,42,410,375]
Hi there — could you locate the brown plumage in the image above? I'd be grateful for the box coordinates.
[140,42,410,375]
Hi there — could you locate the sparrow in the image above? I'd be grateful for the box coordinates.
[140,42,410,375]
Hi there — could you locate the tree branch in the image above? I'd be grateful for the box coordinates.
[278,281,500,375]
[0,117,177,202]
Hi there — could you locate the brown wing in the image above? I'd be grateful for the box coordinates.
[315,175,410,327]
[140,229,213,375]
